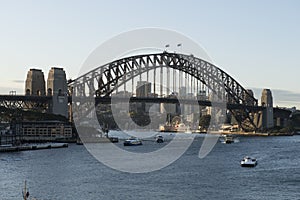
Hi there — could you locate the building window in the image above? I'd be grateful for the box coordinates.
[26,89,30,95]
[47,88,52,96]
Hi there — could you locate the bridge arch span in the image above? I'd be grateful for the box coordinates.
[71,52,257,106]
[70,52,258,131]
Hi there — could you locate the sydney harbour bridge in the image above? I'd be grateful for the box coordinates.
[0,52,273,132]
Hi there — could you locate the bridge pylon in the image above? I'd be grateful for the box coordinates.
[47,67,68,118]
[25,69,46,96]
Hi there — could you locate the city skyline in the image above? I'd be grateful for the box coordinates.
[0,0,299,108]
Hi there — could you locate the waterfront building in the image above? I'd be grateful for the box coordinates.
[21,120,73,141]
[273,107,291,127]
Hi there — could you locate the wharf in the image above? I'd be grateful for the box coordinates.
[0,143,68,152]
[220,132,294,137]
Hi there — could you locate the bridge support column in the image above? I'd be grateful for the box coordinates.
[261,89,274,129]
[25,69,46,96]
[47,67,68,118]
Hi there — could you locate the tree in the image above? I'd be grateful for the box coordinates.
[199,115,211,131]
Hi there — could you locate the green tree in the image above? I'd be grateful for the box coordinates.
[199,115,211,131]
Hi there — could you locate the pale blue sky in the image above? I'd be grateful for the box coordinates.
[0,0,299,107]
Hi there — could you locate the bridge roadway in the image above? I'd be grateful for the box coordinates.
[0,95,52,101]
[0,95,52,111]
[0,95,264,112]
[83,96,264,111]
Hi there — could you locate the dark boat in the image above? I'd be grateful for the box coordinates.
[224,135,234,144]
[155,135,164,143]
[108,136,119,143]
[76,138,83,145]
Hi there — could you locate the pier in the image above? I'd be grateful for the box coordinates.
[0,143,68,152]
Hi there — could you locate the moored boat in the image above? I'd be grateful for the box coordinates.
[159,124,176,132]
[108,136,119,143]
[76,138,83,145]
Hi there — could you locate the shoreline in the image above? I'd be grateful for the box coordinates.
[218,132,295,137]
[0,143,68,153]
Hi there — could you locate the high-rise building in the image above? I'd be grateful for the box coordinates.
[197,90,207,101]
[136,81,151,97]
[179,87,187,97]
[25,69,46,96]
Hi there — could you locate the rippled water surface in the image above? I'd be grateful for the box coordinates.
[0,133,299,200]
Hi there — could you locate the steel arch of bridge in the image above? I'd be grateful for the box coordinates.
[70,52,258,130]
[0,95,51,112]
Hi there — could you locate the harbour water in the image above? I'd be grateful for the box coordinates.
[0,132,299,200]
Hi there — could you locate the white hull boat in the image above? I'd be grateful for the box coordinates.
[241,156,257,167]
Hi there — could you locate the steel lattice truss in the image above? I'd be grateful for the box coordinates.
[0,95,51,112]
[70,52,258,130]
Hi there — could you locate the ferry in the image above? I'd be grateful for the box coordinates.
[159,124,177,132]
[176,123,192,133]
[159,122,191,133]
[223,135,235,144]
[123,137,142,146]
[219,124,239,134]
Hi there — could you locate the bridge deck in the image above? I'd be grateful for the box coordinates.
[0,95,264,112]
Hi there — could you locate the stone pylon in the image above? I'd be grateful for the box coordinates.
[25,69,46,96]
[47,67,68,118]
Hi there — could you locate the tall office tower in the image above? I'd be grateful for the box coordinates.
[136,81,151,97]
[197,90,207,101]
[179,87,187,97]
[261,89,274,128]
[25,69,46,96]
[47,67,68,118]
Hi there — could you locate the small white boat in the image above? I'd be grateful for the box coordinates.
[123,137,142,146]
[241,156,257,167]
